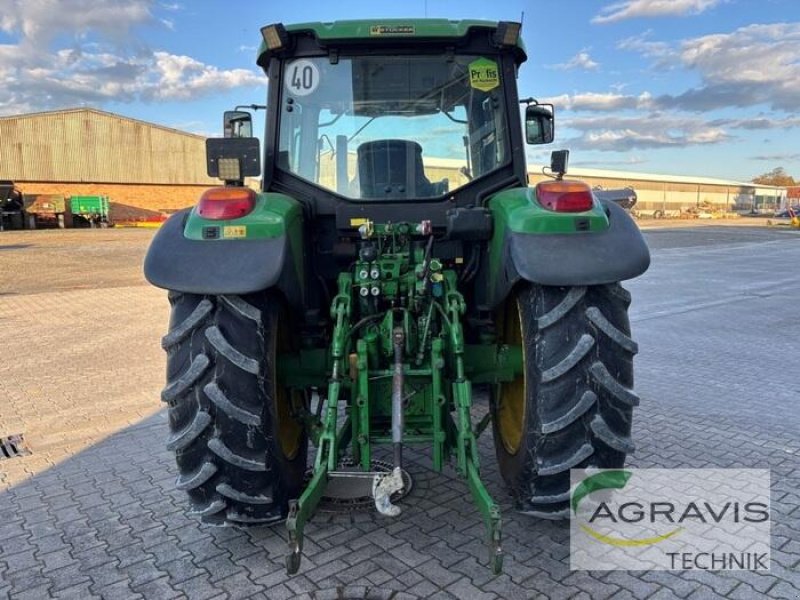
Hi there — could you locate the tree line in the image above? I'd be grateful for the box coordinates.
[751,167,797,187]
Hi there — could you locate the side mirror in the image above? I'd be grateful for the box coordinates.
[525,104,554,145]
[223,110,253,138]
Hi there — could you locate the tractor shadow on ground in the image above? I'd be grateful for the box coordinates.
[0,405,575,598]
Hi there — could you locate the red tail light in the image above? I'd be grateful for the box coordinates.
[197,187,256,220]
[535,180,594,213]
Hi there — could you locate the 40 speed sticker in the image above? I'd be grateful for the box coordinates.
[285,59,320,96]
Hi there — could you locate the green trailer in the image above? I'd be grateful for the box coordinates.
[144,19,650,575]
[70,195,110,227]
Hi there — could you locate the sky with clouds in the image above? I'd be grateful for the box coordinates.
[0,0,798,181]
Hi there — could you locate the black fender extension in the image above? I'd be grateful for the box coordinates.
[480,201,650,309]
[143,209,302,305]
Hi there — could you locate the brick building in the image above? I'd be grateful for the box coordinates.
[0,108,219,214]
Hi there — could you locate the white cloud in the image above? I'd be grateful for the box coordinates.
[561,109,800,152]
[563,114,730,151]
[0,0,153,43]
[0,0,265,114]
[0,47,263,113]
[750,153,800,162]
[709,116,800,130]
[548,51,600,71]
[617,31,672,59]
[544,91,654,112]
[672,23,800,110]
[548,20,800,152]
[150,51,262,100]
[619,22,800,112]
[593,0,722,24]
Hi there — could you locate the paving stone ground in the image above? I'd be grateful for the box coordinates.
[0,226,798,599]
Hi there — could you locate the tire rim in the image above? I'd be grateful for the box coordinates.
[496,297,525,455]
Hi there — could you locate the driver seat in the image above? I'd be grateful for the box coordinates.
[357,140,436,200]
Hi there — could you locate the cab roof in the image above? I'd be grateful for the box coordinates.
[257,18,527,65]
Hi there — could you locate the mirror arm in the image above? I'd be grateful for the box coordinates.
[235,104,267,112]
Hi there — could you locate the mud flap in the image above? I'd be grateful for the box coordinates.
[144,209,290,296]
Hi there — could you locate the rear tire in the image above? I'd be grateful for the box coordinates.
[162,291,307,525]
[492,283,639,519]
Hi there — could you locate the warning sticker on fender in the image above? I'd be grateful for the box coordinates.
[469,58,500,92]
[223,225,247,239]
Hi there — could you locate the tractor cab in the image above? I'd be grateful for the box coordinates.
[210,20,553,210]
[272,50,518,201]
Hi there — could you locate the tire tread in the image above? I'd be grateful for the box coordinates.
[493,283,638,519]
[161,293,306,526]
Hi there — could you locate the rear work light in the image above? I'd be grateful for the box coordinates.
[535,180,595,213]
[260,23,289,51]
[493,21,522,47]
[197,187,256,221]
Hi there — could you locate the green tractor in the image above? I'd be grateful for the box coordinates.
[144,19,649,575]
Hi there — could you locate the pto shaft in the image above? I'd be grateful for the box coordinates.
[391,326,404,469]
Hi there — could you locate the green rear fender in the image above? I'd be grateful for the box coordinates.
[144,192,305,305]
[480,186,650,310]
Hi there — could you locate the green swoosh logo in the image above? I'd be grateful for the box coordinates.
[571,470,632,514]
[571,469,682,547]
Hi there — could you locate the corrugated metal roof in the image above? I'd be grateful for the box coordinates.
[0,108,217,185]
[0,107,206,140]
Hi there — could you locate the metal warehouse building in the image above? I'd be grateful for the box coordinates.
[0,108,218,214]
[0,107,787,217]
[528,166,787,216]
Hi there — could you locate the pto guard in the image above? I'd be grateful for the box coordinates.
[510,200,650,286]
[143,208,296,299]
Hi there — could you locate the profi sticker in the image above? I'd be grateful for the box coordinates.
[468,58,500,92]
[223,225,247,239]
[285,59,320,96]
